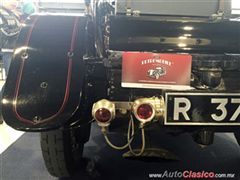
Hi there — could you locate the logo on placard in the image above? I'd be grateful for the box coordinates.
[147,67,166,79]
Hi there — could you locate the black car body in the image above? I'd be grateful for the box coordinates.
[1,0,240,177]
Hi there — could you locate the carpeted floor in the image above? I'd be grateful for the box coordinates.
[1,123,240,180]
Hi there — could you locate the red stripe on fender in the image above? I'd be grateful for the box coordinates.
[13,17,80,125]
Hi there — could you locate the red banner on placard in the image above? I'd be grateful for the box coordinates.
[121,52,192,90]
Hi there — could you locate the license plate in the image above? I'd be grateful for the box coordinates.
[165,92,240,125]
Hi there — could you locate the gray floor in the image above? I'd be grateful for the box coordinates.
[1,123,240,180]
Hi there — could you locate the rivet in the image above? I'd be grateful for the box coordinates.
[68,51,74,58]
[21,52,28,59]
[40,82,48,89]
[33,116,41,123]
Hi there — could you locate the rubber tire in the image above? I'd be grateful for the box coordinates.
[40,127,88,178]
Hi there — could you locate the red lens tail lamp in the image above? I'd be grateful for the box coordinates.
[92,97,164,126]
[133,97,164,124]
[92,99,115,127]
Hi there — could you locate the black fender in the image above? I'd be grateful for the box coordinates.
[2,15,88,131]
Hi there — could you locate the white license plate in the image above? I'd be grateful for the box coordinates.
[165,92,240,126]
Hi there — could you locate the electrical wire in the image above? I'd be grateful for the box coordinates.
[102,114,146,156]
[127,116,146,156]
[102,115,135,150]
[66,114,147,156]
[66,112,146,155]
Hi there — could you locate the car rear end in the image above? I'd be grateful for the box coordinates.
[91,0,240,148]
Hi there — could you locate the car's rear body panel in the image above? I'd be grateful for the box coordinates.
[109,15,240,54]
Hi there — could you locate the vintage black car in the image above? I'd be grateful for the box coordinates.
[1,0,240,178]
